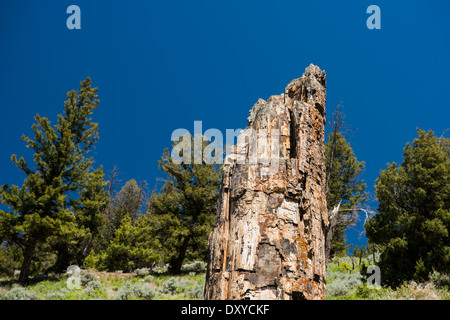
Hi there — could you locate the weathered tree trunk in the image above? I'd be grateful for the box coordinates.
[19,240,37,285]
[325,202,341,262]
[205,65,329,300]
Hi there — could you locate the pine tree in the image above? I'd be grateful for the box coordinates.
[325,131,367,259]
[148,134,221,273]
[75,167,109,257]
[47,167,109,272]
[366,129,450,287]
[100,213,161,272]
[111,180,145,227]
[0,78,102,284]
[438,134,450,158]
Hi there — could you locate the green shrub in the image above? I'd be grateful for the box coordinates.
[0,244,22,278]
[83,287,95,296]
[46,292,66,300]
[2,287,38,300]
[429,271,450,288]
[114,283,157,300]
[325,269,339,282]
[130,284,157,300]
[390,281,443,300]
[113,284,133,300]
[179,278,196,288]
[326,272,362,297]
[102,214,161,273]
[181,261,207,273]
[87,280,103,291]
[352,283,394,300]
[162,277,179,294]
[59,288,70,295]
[81,272,97,286]
[152,264,168,275]
[135,268,151,277]
[143,275,154,282]
[353,283,372,299]
[84,251,107,271]
[188,284,204,299]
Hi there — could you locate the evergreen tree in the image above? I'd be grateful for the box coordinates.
[325,131,368,259]
[438,134,450,158]
[148,134,221,273]
[0,78,102,283]
[112,180,145,226]
[75,167,109,258]
[350,244,367,268]
[48,167,108,272]
[104,179,147,243]
[0,242,22,277]
[366,129,450,287]
[98,213,161,272]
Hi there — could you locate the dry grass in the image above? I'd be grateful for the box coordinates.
[385,281,445,300]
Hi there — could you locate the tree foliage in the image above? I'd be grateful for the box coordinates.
[148,134,221,273]
[0,78,106,283]
[104,179,147,242]
[366,129,450,287]
[325,130,367,259]
[49,166,108,272]
[88,213,161,272]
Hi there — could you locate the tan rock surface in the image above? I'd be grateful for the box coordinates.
[204,64,328,300]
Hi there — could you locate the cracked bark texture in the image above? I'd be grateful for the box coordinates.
[204,64,328,300]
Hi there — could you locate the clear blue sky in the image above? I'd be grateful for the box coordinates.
[1,1,449,250]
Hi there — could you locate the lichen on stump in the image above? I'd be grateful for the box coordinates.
[204,64,328,300]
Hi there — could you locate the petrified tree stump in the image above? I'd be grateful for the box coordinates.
[204,64,328,300]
